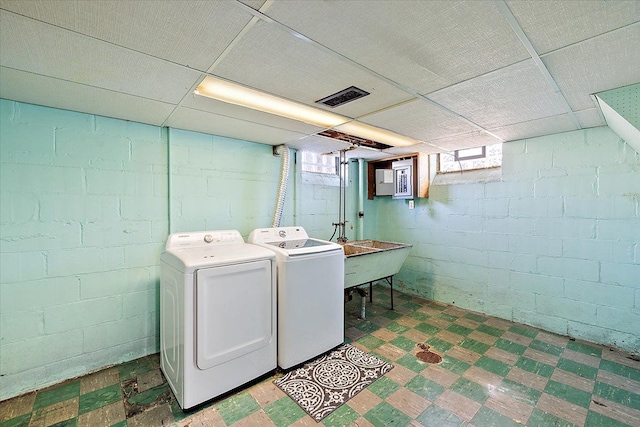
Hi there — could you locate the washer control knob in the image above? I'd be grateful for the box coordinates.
[204,234,214,243]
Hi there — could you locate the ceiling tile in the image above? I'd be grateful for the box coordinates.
[0,11,202,104]
[0,0,254,71]
[266,0,529,93]
[575,108,605,129]
[488,114,577,142]
[210,19,415,118]
[360,99,478,142]
[238,0,267,11]
[384,143,441,156]
[0,67,175,126]
[428,59,568,130]
[542,23,640,111]
[427,131,502,152]
[506,0,640,54]
[166,106,308,146]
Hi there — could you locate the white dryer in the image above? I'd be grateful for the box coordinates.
[248,226,344,369]
[160,230,276,410]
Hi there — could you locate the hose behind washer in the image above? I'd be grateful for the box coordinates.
[272,145,290,228]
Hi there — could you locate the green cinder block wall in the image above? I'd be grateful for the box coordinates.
[0,101,168,400]
[0,99,354,400]
[368,127,640,353]
[1,98,638,401]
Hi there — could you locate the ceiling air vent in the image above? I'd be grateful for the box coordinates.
[316,86,370,108]
[317,129,392,150]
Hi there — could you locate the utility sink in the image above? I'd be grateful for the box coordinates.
[341,240,412,289]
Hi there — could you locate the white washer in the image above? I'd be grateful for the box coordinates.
[160,230,276,410]
[248,226,344,369]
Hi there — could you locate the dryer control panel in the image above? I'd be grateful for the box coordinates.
[165,230,244,250]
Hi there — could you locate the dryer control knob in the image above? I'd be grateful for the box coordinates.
[204,234,214,243]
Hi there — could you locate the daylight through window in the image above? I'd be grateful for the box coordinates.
[300,151,339,175]
[438,143,502,173]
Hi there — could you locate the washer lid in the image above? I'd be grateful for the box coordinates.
[264,238,342,256]
[248,227,343,256]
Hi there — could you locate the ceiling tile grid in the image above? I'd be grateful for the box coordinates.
[488,114,578,142]
[0,0,255,72]
[384,143,441,156]
[541,22,640,111]
[359,99,479,142]
[427,59,569,131]
[0,0,637,153]
[266,0,530,94]
[181,93,324,135]
[209,19,414,118]
[575,108,605,129]
[0,11,202,104]
[506,0,640,55]
[426,131,502,152]
[166,106,309,146]
[0,67,176,127]
[237,0,268,11]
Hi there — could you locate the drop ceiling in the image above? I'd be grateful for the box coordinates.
[0,0,638,160]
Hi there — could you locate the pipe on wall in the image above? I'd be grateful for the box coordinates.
[358,158,365,240]
[166,127,172,234]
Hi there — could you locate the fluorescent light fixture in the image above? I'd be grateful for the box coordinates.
[196,76,346,129]
[335,121,420,147]
[195,76,419,148]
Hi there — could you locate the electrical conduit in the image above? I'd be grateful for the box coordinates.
[272,145,290,227]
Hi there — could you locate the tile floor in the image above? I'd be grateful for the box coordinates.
[1,286,639,427]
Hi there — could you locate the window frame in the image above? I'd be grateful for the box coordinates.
[454,146,486,161]
[437,143,502,175]
[300,151,339,176]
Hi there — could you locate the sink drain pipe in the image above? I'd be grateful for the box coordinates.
[272,145,290,228]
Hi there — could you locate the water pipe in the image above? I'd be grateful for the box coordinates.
[166,127,172,234]
[357,158,365,240]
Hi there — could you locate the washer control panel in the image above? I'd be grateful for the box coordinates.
[249,227,309,244]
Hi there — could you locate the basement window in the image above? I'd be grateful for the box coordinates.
[300,151,338,175]
[299,151,348,187]
[438,143,502,173]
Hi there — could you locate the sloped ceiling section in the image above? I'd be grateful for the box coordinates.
[0,0,639,160]
[596,83,640,154]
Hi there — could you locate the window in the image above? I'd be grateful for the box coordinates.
[455,146,485,161]
[300,151,338,175]
[299,151,349,187]
[438,143,502,173]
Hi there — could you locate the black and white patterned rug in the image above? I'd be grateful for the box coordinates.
[274,344,394,421]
